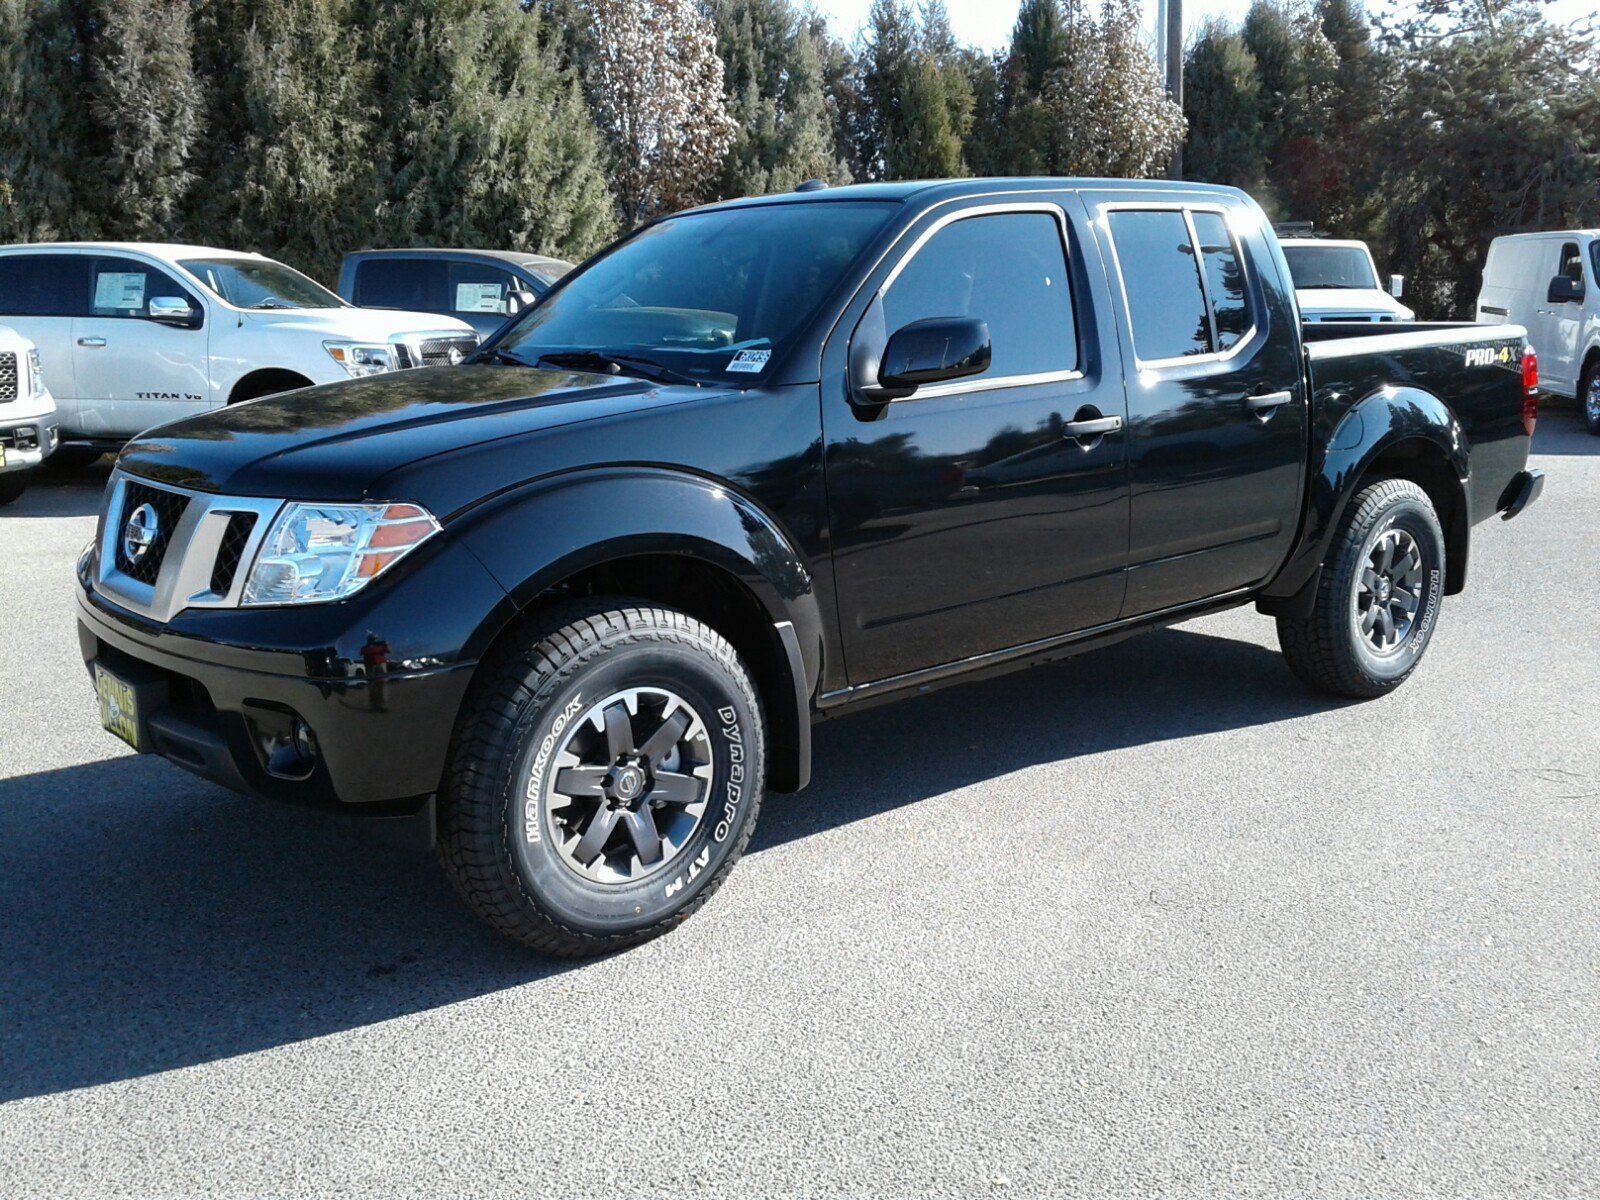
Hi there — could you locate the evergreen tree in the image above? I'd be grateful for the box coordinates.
[0,0,83,240]
[859,0,972,180]
[710,0,848,198]
[76,0,202,240]
[367,0,616,258]
[1183,19,1265,191]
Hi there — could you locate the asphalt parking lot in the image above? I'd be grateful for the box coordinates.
[0,413,1596,1198]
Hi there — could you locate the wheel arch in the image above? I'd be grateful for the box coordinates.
[451,468,823,793]
[229,368,314,405]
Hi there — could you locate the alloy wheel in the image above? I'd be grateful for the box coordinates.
[1351,527,1425,655]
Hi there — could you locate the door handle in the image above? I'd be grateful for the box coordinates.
[1061,415,1122,439]
[1245,390,1293,419]
[77,336,107,348]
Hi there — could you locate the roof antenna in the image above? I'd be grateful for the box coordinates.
[794,179,829,193]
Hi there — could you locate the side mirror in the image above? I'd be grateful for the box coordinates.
[878,317,991,394]
[148,295,198,327]
[1547,275,1585,305]
[505,289,536,316]
[1387,274,1405,298]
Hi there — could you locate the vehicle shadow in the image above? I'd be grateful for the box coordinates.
[1530,407,1596,456]
[0,626,1336,1102]
[1,458,112,519]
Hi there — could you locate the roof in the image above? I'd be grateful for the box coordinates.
[699,176,1246,213]
[1488,230,1600,242]
[0,242,267,261]
[343,247,575,271]
[1280,238,1372,250]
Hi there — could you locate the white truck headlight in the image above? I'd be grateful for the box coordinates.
[27,348,45,400]
[324,340,398,378]
[242,502,440,606]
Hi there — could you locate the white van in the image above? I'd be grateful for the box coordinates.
[0,243,479,451]
[1279,238,1413,323]
[0,322,59,505]
[1477,230,1600,434]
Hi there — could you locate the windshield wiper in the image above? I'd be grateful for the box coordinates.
[478,348,530,367]
[533,350,698,387]
[247,299,294,309]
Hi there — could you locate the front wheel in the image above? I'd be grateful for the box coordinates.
[1276,479,1446,698]
[0,470,35,506]
[438,600,766,956]
[1581,361,1600,436]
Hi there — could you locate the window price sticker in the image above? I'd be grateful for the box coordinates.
[94,272,146,311]
[455,282,507,314]
[727,348,771,374]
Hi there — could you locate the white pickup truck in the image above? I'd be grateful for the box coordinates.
[0,243,478,454]
[1280,237,1413,323]
[0,322,58,504]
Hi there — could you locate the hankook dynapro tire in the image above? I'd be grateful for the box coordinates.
[1276,478,1445,699]
[438,600,766,956]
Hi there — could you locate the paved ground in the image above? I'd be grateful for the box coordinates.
[0,414,1596,1199]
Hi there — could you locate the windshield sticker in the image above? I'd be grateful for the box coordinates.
[94,272,146,310]
[455,282,507,314]
[727,348,771,374]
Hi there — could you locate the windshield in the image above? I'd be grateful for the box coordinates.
[493,201,895,384]
[1281,245,1379,290]
[181,258,346,310]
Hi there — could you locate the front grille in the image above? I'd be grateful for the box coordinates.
[0,351,16,402]
[414,336,477,367]
[210,512,259,595]
[114,481,191,585]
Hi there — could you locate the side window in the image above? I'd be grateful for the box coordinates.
[445,262,518,316]
[1108,210,1210,361]
[1558,241,1584,282]
[0,254,89,317]
[88,257,197,319]
[883,211,1077,378]
[355,259,445,312]
[1190,211,1251,351]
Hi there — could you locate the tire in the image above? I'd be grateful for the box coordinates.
[1276,479,1446,699]
[1581,360,1600,436]
[0,470,32,506]
[438,599,766,957]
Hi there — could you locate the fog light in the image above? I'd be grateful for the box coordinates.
[293,719,318,763]
[13,426,37,451]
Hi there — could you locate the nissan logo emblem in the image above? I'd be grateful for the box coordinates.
[122,502,159,565]
[448,347,464,366]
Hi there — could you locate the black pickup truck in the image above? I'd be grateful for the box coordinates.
[78,179,1544,955]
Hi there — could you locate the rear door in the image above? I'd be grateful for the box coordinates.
[73,255,210,436]
[1087,192,1306,617]
[0,252,84,428]
[821,196,1131,684]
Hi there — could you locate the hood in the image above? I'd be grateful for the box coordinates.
[240,306,476,340]
[0,322,34,352]
[1296,288,1414,321]
[116,364,692,500]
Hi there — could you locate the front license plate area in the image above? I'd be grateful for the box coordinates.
[95,662,142,750]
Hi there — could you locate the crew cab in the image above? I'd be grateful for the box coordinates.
[1280,237,1413,322]
[0,322,59,505]
[1477,229,1600,434]
[77,180,1543,956]
[337,248,575,338]
[0,243,478,454]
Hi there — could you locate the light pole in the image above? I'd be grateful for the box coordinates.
[1165,0,1184,179]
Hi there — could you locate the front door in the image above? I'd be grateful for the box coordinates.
[822,199,1131,685]
[73,255,210,437]
[1088,195,1306,617]
[1548,240,1586,396]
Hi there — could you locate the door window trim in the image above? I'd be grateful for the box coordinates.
[869,201,1085,400]
[1098,200,1261,371]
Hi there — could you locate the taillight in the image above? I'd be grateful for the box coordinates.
[1521,347,1538,436]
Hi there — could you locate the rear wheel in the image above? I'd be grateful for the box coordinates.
[438,600,765,956]
[1581,361,1600,436]
[1276,478,1446,698]
[0,470,34,506]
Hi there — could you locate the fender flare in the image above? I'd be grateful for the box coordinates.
[1262,385,1469,603]
[449,466,823,789]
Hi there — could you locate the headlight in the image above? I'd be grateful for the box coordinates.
[27,348,45,399]
[241,502,440,606]
[324,341,398,378]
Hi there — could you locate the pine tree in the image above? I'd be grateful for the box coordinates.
[76,0,202,240]
[1183,19,1265,190]
[0,0,83,240]
[366,0,616,259]
[858,0,972,180]
[709,0,848,198]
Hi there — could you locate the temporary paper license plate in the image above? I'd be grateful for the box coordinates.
[95,663,140,750]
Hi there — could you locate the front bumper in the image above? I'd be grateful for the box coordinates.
[78,583,476,811]
[1,412,59,471]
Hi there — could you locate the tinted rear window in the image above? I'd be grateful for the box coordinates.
[1191,212,1250,351]
[1108,210,1210,361]
[0,254,89,317]
[356,259,445,310]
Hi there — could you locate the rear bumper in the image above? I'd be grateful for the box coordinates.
[1499,469,1544,521]
[77,584,475,811]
